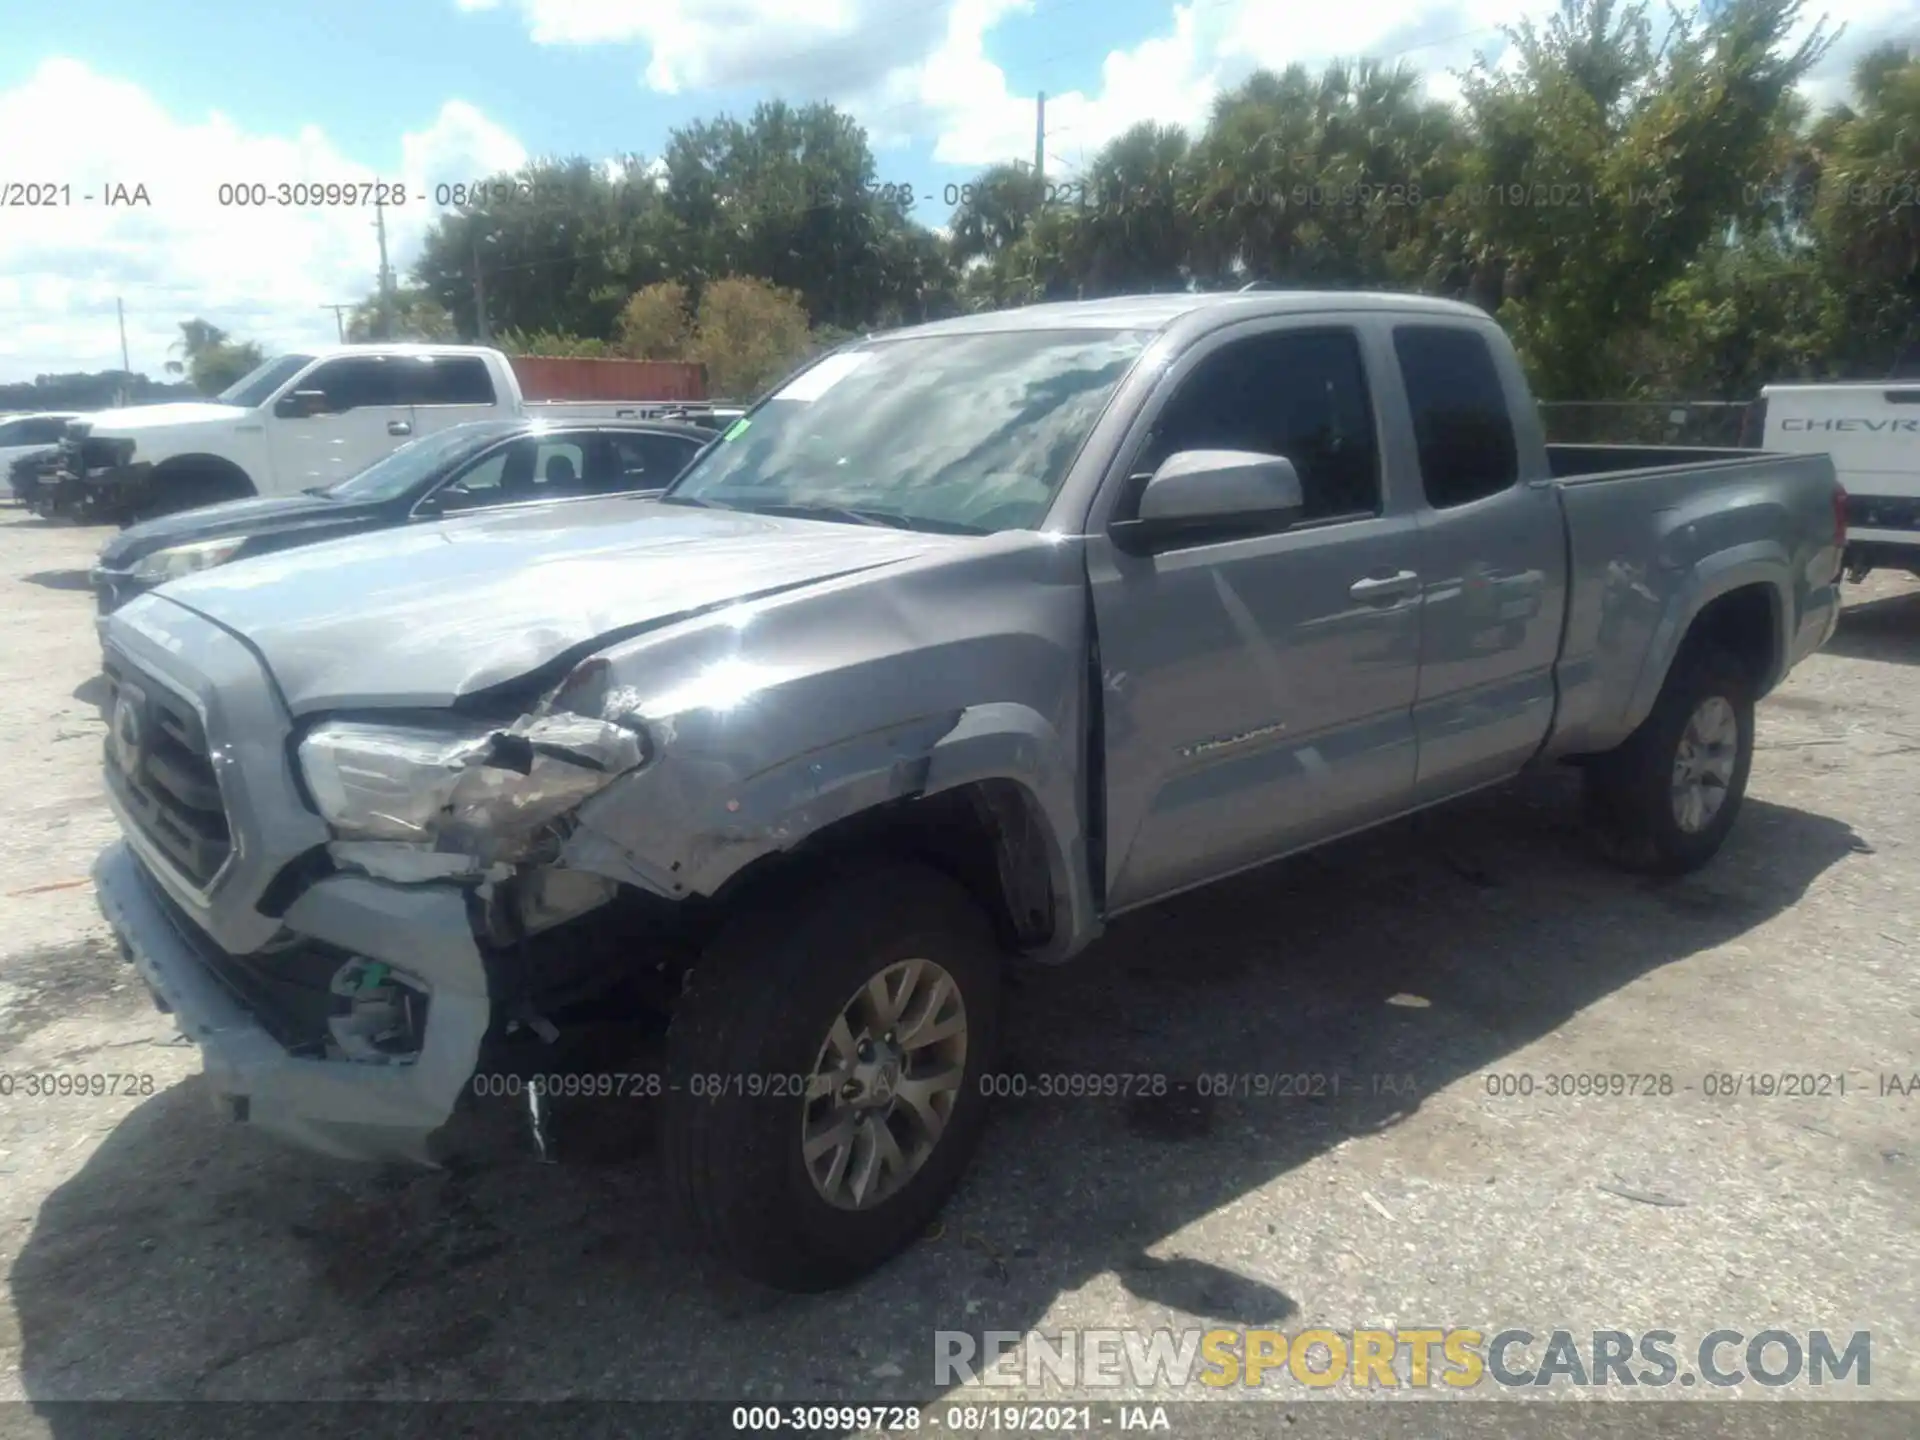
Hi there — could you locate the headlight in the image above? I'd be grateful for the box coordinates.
[298,712,651,859]
[130,536,247,583]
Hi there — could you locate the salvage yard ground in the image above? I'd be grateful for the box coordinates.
[0,505,1915,1433]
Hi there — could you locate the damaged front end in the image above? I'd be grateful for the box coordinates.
[291,675,684,1091]
[299,704,652,884]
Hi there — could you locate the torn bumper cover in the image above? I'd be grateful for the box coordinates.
[93,841,490,1164]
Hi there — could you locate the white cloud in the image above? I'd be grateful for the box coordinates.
[472,0,925,95]
[943,0,1919,178]
[0,58,525,382]
[466,0,1916,189]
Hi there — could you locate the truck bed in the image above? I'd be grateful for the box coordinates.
[1546,442,1758,476]
[1542,445,1841,759]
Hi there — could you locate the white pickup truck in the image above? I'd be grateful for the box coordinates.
[50,345,666,522]
[1755,379,1920,580]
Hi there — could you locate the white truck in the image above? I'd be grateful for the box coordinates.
[1754,380,1920,581]
[48,345,678,522]
[1,411,83,503]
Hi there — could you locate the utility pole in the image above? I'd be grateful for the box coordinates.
[319,304,350,342]
[1033,91,1047,225]
[373,198,396,341]
[472,234,492,345]
[115,297,131,407]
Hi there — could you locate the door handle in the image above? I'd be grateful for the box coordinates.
[387,420,413,437]
[1349,570,1419,604]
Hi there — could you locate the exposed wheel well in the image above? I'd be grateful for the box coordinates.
[152,455,256,498]
[1682,584,1777,693]
[704,780,1058,954]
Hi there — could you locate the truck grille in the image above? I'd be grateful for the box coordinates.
[63,435,124,475]
[101,657,233,887]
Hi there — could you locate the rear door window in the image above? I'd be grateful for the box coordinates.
[418,357,496,407]
[1392,326,1520,508]
[604,431,703,491]
[527,438,589,496]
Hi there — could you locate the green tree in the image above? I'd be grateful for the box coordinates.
[1447,0,1831,398]
[493,328,615,358]
[346,287,457,343]
[412,155,680,342]
[948,162,1043,266]
[1806,44,1920,373]
[660,100,952,330]
[1185,61,1465,290]
[164,320,266,395]
[616,281,695,358]
[691,276,812,398]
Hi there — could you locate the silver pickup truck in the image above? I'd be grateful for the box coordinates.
[90,291,1844,1292]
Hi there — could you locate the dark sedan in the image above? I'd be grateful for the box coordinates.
[89,417,710,614]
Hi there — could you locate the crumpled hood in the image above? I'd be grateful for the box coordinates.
[86,402,250,433]
[147,498,965,713]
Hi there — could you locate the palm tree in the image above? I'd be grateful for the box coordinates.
[164,319,230,378]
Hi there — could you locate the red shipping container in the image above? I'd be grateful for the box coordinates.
[510,356,708,403]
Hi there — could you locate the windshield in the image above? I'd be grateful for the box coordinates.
[215,353,315,408]
[662,329,1149,533]
[318,421,523,501]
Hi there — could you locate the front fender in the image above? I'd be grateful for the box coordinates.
[136,427,266,479]
[560,702,1101,961]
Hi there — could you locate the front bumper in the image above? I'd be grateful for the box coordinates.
[80,459,153,507]
[93,840,492,1164]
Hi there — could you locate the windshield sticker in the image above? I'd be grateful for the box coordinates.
[723,418,751,441]
[773,352,874,403]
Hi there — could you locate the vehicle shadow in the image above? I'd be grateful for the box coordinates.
[10,769,1865,1418]
[0,514,101,532]
[22,570,93,592]
[1822,588,1920,666]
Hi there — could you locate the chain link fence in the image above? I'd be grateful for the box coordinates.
[1538,400,1760,448]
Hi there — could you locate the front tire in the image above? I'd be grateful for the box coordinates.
[661,862,1003,1292]
[1583,645,1755,875]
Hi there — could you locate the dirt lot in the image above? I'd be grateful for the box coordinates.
[0,505,1915,1434]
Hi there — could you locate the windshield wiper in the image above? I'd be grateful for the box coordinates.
[745,502,990,534]
[745,502,905,529]
[301,485,335,497]
[660,494,986,534]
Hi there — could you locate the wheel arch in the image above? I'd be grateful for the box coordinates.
[151,453,257,496]
[565,703,1103,963]
[1622,555,1786,737]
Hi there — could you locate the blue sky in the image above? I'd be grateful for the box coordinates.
[0,0,1911,380]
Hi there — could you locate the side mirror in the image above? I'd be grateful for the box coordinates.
[275,389,330,419]
[1110,449,1305,553]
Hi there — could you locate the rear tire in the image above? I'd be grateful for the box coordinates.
[1583,645,1755,875]
[661,862,1003,1292]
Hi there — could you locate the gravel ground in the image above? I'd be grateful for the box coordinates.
[0,506,1914,1438]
